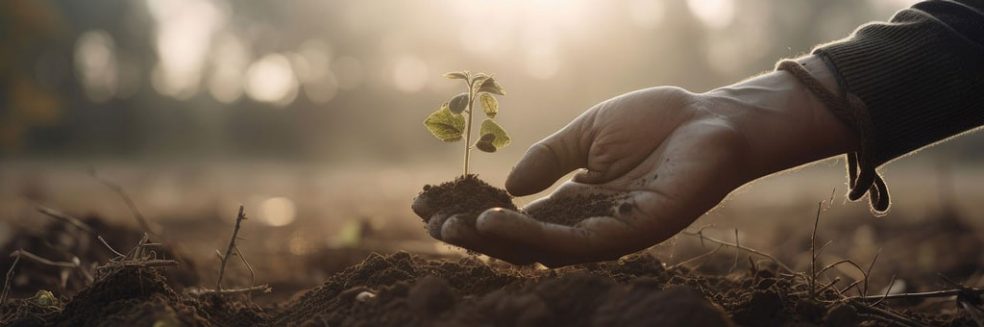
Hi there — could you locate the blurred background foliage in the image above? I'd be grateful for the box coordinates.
[6,0,981,164]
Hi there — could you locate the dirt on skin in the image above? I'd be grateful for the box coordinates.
[416,175,623,227]
[1,251,975,326]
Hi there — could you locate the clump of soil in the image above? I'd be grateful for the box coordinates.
[525,193,620,226]
[415,174,516,222]
[414,175,623,229]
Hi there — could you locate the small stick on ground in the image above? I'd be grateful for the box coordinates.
[96,259,178,271]
[851,287,984,301]
[216,205,247,291]
[1,254,21,305]
[188,284,272,297]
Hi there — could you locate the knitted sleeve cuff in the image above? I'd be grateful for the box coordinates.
[814,1,984,167]
[781,1,984,214]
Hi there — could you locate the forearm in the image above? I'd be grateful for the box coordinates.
[702,55,859,179]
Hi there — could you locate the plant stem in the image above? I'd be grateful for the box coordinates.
[463,83,475,176]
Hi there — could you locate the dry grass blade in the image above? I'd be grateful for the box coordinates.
[98,235,126,259]
[810,201,822,301]
[88,168,160,236]
[37,206,94,234]
[10,249,78,269]
[872,274,898,307]
[863,249,881,297]
[1,255,20,305]
[234,245,256,287]
[680,230,793,273]
[670,244,724,270]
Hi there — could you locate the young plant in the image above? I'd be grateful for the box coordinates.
[423,71,510,175]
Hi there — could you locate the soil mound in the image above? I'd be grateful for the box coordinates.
[0,251,973,326]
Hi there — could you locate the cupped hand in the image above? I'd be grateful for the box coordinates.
[415,58,857,267]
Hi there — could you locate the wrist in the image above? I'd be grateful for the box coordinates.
[703,55,860,178]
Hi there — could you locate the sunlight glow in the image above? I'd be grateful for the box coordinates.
[208,33,249,103]
[146,0,228,99]
[687,0,735,29]
[258,196,297,227]
[74,30,118,102]
[392,54,429,93]
[245,54,299,106]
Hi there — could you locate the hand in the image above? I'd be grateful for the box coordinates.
[417,56,859,267]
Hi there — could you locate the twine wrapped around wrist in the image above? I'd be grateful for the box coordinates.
[776,59,890,215]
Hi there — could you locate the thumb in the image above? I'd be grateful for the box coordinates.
[506,122,588,196]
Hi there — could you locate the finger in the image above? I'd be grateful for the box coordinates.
[506,124,588,196]
[476,208,637,267]
[441,215,537,265]
[426,212,452,240]
[411,193,436,220]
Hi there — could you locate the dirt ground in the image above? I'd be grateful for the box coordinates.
[1,165,983,326]
[0,215,980,326]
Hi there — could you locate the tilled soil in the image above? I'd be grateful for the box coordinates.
[1,251,975,326]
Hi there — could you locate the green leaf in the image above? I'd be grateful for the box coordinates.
[443,71,468,80]
[448,92,469,114]
[480,93,498,118]
[471,74,491,93]
[477,77,505,95]
[474,134,497,153]
[424,103,465,142]
[476,119,510,152]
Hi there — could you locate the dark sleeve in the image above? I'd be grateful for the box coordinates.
[813,0,984,167]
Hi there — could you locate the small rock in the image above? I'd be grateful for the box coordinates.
[355,291,376,303]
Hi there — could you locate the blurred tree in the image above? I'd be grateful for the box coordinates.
[0,0,64,153]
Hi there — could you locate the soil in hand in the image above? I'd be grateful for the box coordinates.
[417,175,517,221]
[417,175,624,228]
[524,193,621,226]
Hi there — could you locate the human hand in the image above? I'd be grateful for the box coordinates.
[416,56,859,267]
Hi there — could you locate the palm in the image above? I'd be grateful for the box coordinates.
[424,87,751,267]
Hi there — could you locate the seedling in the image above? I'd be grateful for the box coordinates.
[423,71,510,175]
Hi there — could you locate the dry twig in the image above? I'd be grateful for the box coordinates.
[216,205,247,291]
[187,284,272,297]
